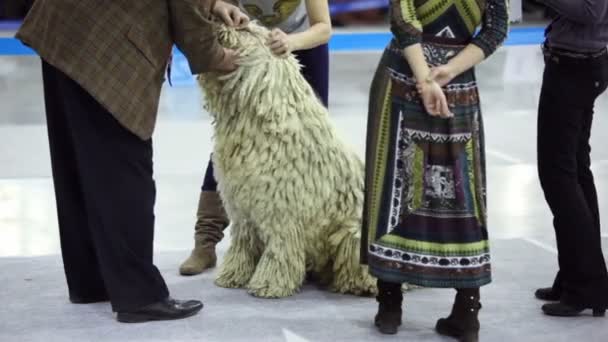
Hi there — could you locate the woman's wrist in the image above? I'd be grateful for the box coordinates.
[417,76,436,90]
[286,35,300,52]
[443,62,459,79]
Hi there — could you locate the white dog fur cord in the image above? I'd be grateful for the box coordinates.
[198,23,377,298]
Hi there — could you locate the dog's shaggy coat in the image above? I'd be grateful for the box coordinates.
[198,23,377,298]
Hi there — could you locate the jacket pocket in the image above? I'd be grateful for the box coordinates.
[126,24,170,68]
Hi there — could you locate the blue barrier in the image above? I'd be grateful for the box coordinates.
[0,27,545,85]
[0,20,21,30]
[0,26,545,56]
[329,0,387,15]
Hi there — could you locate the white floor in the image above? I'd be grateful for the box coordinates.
[1,44,607,341]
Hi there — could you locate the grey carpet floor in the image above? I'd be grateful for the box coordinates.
[1,239,607,342]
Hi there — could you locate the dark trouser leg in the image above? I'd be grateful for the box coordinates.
[577,106,601,237]
[293,44,329,108]
[201,157,218,192]
[43,61,169,312]
[42,61,109,303]
[537,56,608,308]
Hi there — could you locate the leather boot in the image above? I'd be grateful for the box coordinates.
[179,191,229,275]
[374,279,403,335]
[436,288,481,342]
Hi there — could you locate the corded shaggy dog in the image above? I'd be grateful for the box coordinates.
[197,22,377,298]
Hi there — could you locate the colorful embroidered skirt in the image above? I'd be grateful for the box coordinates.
[361,40,491,288]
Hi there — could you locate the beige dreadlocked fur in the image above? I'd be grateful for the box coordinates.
[198,22,376,298]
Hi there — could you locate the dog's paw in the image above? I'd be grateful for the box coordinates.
[215,270,250,289]
[329,272,378,297]
[246,282,299,298]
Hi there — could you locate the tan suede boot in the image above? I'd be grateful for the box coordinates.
[179,191,229,276]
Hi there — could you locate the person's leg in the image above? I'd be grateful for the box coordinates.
[49,62,169,312]
[179,158,229,275]
[201,157,218,192]
[375,279,403,335]
[293,44,329,108]
[575,103,608,307]
[42,61,109,304]
[436,288,481,342]
[537,56,608,314]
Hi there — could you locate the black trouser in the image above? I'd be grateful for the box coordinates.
[41,61,169,312]
[2,0,33,19]
[538,49,608,308]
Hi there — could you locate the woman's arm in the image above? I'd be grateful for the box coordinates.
[268,0,331,55]
[430,0,509,86]
[391,0,450,117]
[289,0,332,50]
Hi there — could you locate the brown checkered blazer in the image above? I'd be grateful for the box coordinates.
[17,0,224,140]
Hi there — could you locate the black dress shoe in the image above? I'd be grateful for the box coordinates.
[542,302,606,317]
[535,287,561,301]
[116,297,203,323]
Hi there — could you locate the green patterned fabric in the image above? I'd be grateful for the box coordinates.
[360,0,508,288]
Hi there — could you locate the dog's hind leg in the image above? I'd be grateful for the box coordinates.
[246,218,306,298]
[215,220,262,289]
[328,220,377,296]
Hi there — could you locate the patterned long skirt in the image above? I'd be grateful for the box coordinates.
[361,39,491,289]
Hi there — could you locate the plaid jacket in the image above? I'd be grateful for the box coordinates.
[17,0,224,140]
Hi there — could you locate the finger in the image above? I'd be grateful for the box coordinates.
[234,15,244,28]
[424,101,437,116]
[274,45,288,56]
[434,96,442,115]
[443,98,453,118]
[438,96,451,118]
[221,11,234,26]
[239,15,250,27]
[230,11,243,26]
[270,40,284,50]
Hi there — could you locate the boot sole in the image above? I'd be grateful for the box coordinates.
[179,263,217,276]
[542,309,606,317]
[375,320,401,335]
[116,308,201,323]
[436,323,479,342]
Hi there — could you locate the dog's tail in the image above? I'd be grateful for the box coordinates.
[328,221,378,296]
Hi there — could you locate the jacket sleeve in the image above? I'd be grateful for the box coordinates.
[390,0,423,49]
[471,0,509,58]
[169,0,225,74]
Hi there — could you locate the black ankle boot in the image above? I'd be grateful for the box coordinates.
[374,280,403,335]
[542,302,606,317]
[436,288,481,342]
[535,287,561,301]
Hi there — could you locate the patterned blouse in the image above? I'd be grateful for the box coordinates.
[390,0,509,57]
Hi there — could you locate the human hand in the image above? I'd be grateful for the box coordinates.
[213,1,249,28]
[267,28,293,57]
[428,64,456,87]
[215,48,239,72]
[418,81,452,118]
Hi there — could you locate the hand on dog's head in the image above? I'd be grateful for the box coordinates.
[213,20,281,62]
[198,21,323,131]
